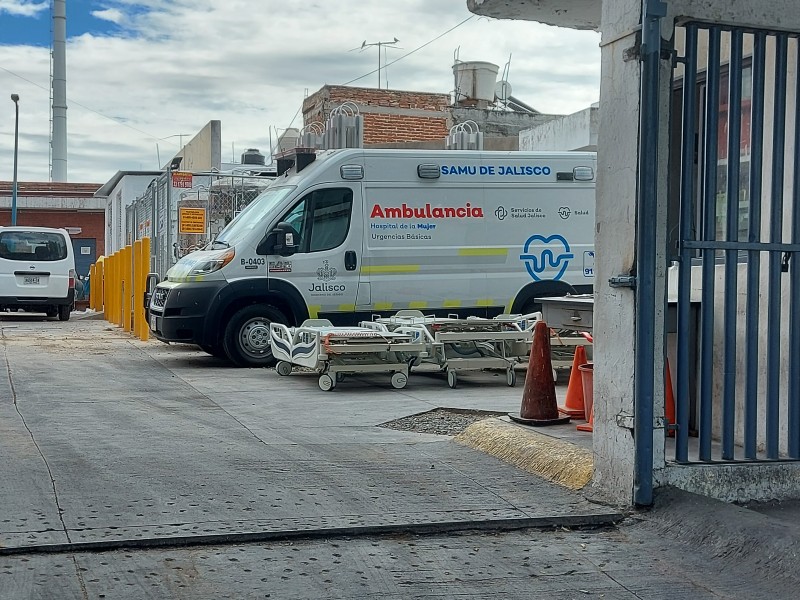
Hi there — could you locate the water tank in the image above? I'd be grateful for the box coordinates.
[453,61,499,105]
[241,148,265,165]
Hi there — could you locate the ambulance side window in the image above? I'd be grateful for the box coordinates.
[280,188,353,254]
[308,189,352,252]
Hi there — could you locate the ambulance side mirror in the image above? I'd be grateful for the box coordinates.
[262,222,298,257]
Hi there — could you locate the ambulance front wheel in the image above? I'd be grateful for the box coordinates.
[222,304,287,368]
[276,361,292,376]
[391,372,408,389]
[319,374,335,391]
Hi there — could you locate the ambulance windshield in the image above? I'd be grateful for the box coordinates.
[214,186,295,247]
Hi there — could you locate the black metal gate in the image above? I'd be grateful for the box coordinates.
[671,23,800,463]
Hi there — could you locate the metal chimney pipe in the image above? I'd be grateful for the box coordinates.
[52,0,67,182]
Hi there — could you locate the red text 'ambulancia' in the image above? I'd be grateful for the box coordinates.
[370,203,484,219]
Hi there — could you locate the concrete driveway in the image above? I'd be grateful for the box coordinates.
[0,313,611,553]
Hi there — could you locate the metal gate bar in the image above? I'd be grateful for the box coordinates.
[721,30,743,460]
[744,33,766,460]
[790,40,800,460]
[675,23,698,463]
[698,27,721,462]
[766,35,788,460]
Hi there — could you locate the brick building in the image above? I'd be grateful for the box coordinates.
[302,85,560,150]
[0,181,104,277]
[303,86,451,145]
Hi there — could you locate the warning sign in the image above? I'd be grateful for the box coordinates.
[179,207,206,234]
[172,171,193,189]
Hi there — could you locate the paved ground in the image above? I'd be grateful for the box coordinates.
[1,313,798,599]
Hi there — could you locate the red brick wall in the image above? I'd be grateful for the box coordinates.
[303,85,451,145]
[0,210,105,257]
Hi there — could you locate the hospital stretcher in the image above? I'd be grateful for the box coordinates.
[269,319,428,391]
[359,310,541,389]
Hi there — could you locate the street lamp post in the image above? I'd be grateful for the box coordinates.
[11,94,19,226]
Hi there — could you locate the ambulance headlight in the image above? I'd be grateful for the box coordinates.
[189,248,235,275]
[573,166,594,181]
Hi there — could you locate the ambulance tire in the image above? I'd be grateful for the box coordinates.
[223,304,287,368]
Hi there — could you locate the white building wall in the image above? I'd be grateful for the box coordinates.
[519,106,599,151]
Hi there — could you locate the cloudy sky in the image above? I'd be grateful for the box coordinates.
[0,0,600,185]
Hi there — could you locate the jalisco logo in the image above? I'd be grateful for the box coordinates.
[519,234,574,282]
[316,260,337,281]
[311,260,345,293]
[370,203,484,219]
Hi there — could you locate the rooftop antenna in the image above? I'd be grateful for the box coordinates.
[351,37,400,89]
[495,53,513,110]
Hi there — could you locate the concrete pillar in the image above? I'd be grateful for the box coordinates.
[590,0,643,504]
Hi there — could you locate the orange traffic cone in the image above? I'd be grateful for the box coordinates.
[577,404,594,432]
[665,360,676,437]
[509,320,571,426]
[558,345,588,419]
[576,363,594,432]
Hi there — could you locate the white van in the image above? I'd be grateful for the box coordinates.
[0,226,76,320]
[147,148,596,366]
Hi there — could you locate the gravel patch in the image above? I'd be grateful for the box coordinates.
[379,408,507,436]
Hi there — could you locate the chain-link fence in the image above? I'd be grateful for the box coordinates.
[126,172,273,277]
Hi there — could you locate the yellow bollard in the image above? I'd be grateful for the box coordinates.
[110,252,120,326]
[122,246,132,332]
[89,264,96,311]
[105,253,113,324]
[95,257,105,314]
[102,255,109,321]
[139,237,151,341]
[133,240,142,338]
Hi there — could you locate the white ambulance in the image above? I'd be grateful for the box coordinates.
[147,148,596,366]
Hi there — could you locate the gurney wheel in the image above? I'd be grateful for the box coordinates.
[318,374,335,391]
[507,369,517,387]
[335,372,346,383]
[276,361,292,376]
[391,372,408,389]
[447,370,458,389]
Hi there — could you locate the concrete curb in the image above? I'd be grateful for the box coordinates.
[454,418,593,490]
[0,513,624,556]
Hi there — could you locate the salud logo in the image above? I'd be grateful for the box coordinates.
[558,206,571,219]
[495,206,508,220]
[519,234,574,281]
[316,260,337,281]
